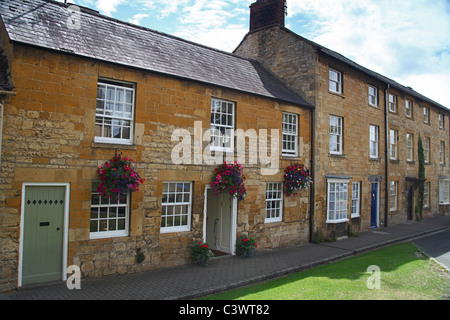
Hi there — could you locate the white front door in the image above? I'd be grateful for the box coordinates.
[204,188,237,254]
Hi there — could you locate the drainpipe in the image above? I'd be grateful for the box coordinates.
[384,84,390,228]
[309,108,315,243]
[0,103,3,169]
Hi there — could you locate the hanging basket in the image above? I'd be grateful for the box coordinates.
[96,155,145,202]
[283,164,312,197]
[210,161,246,200]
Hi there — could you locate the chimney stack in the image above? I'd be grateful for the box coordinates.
[250,0,287,32]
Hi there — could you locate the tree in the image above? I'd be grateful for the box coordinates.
[416,134,425,220]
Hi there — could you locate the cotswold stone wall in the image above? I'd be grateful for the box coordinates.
[0,44,312,291]
[235,25,449,239]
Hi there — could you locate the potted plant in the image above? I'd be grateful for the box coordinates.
[210,161,246,200]
[236,235,257,258]
[191,241,214,267]
[283,163,312,197]
[96,154,145,202]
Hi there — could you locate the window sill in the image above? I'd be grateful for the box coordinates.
[326,219,349,224]
[160,227,191,234]
[91,142,137,150]
[281,154,300,160]
[265,219,283,224]
[369,157,382,162]
[329,153,346,158]
[328,90,345,98]
[90,232,129,240]
[407,160,415,165]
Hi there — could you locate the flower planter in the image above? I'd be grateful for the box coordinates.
[96,154,145,201]
[236,235,257,259]
[211,162,246,200]
[191,241,214,267]
[283,164,312,197]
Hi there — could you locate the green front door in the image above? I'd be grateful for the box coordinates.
[22,186,65,285]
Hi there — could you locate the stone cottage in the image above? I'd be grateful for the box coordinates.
[235,0,450,239]
[0,0,314,291]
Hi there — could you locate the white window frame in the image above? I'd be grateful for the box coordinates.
[439,114,445,129]
[330,115,343,155]
[90,182,130,239]
[326,179,349,223]
[351,182,361,218]
[161,182,193,233]
[329,69,342,94]
[265,182,283,223]
[440,141,446,165]
[368,85,378,107]
[424,137,430,164]
[406,133,414,162]
[388,94,397,113]
[405,100,412,118]
[95,80,135,145]
[389,129,398,160]
[390,181,398,211]
[424,182,430,208]
[369,125,379,159]
[439,179,450,205]
[210,98,235,153]
[424,107,430,124]
[282,112,298,157]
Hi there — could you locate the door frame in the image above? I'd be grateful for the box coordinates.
[202,185,237,255]
[370,182,380,228]
[18,182,70,287]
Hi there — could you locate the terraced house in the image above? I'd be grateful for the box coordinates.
[0,0,314,291]
[235,0,450,238]
[0,0,448,292]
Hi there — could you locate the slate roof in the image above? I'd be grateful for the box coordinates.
[273,27,449,111]
[0,0,313,108]
[316,46,449,112]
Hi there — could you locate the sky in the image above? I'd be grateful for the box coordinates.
[56,0,450,108]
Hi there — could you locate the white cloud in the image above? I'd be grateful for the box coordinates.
[287,0,450,107]
[128,13,149,25]
[169,0,249,51]
[174,25,248,52]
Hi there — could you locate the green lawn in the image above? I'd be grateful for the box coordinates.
[202,243,449,300]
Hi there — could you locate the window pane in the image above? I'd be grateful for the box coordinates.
[95,81,134,143]
[90,182,128,238]
[161,182,192,232]
[265,183,283,222]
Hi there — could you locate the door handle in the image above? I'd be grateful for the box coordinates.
[56,227,61,231]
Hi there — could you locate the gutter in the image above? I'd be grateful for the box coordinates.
[384,84,390,227]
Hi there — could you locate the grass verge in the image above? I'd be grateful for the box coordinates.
[202,242,449,300]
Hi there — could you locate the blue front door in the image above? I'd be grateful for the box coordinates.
[371,183,378,228]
